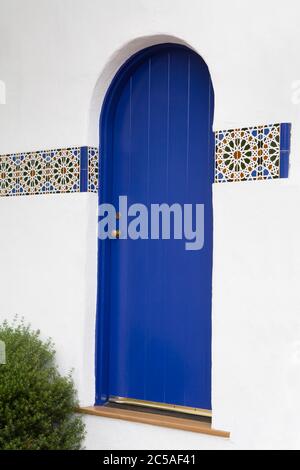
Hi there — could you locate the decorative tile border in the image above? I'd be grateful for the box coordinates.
[0,123,291,197]
[215,123,291,183]
[0,147,98,197]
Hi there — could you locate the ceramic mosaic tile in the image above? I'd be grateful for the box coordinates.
[0,155,16,197]
[215,124,282,183]
[88,147,99,193]
[49,147,81,193]
[0,147,99,197]
[0,127,289,197]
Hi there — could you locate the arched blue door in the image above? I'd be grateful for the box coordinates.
[97,44,214,411]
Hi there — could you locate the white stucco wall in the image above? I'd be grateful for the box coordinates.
[1,0,300,161]
[0,193,98,406]
[1,0,300,449]
[213,179,300,449]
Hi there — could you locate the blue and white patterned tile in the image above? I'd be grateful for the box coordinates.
[0,155,16,197]
[0,147,82,197]
[18,151,46,196]
[47,147,80,194]
[215,123,281,183]
[88,147,99,193]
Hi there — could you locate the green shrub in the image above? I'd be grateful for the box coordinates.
[0,319,85,450]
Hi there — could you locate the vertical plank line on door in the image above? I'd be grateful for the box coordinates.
[144,57,152,399]
[166,53,171,197]
[163,52,171,403]
[183,53,191,406]
[128,76,133,189]
[186,54,191,189]
[147,58,152,199]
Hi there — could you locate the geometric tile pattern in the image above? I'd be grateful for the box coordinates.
[0,147,99,197]
[49,148,80,193]
[215,124,281,183]
[88,147,99,193]
[0,126,287,195]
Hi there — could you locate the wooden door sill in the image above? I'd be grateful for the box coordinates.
[77,404,230,438]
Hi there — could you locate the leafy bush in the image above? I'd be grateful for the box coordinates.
[0,319,85,450]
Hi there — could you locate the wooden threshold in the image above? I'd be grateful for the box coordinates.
[109,395,212,418]
[77,405,230,438]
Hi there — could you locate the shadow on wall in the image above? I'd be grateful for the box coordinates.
[87,34,201,147]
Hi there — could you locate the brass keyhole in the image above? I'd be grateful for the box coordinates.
[111,229,121,239]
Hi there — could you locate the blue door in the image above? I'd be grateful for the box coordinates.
[97,44,214,411]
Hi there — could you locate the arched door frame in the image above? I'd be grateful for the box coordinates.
[95,43,215,405]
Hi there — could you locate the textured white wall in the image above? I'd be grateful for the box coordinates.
[0,0,299,164]
[0,193,98,405]
[212,179,300,449]
[1,0,300,450]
